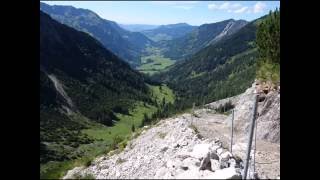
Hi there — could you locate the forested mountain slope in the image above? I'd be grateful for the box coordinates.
[40,10,154,165]
[159,19,248,60]
[40,2,154,67]
[152,19,259,108]
[141,23,197,42]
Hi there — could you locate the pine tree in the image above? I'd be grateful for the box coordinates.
[256,9,280,82]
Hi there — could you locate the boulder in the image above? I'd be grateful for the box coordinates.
[214,137,220,143]
[181,157,200,169]
[205,167,242,179]
[200,170,215,177]
[166,159,182,169]
[199,152,211,171]
[217,148,224,155]
[190,143,211,159]
[210,159,220,171]
[211,145,221,152]
[154,166,168,178]
[229,158,237,168]
[175,168,201,179]
[221,151,232,160]
[220,159,229,169]
[210,151,219,160]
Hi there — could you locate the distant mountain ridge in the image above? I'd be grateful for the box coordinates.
[119,24,160,32]
[152,19,258,107]
[160,19,248,60]
[40,2,154,67]
[141,23,197,42]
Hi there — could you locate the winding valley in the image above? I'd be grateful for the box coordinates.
[40,2,280,179]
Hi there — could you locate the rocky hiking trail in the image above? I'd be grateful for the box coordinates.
[63,83,280,179]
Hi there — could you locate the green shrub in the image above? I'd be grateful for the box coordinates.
[85,159,92,167]
[131,124,135,132]
[257,60,279,83]
[111,135,124,150]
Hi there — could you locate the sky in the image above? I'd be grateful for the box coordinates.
[41,1,280,26]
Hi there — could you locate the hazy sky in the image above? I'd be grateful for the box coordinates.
[41,1,280,25]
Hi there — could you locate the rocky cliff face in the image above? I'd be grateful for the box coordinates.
[224,81,280,144]
[206,81,280,144]
[63,82,280,179]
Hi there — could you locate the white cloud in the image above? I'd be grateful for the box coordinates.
[208,1,267,14]
[219,2,230,10]
[253,2,267,13]
[208,3,218,10]
[234,7,249,14]
[208,2,248,13]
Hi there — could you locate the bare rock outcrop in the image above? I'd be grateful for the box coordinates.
[64,117,243,179]
[224,81,280,144]
[63,81,280,179]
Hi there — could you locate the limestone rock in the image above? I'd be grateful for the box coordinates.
[190,143,211,159]
[199,152,211,171]
[206,167,242,179]
[210,159,220,171]
[221,151,232,160]
[210,151,219,160]
[217,147,224,155]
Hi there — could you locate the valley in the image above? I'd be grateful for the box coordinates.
[138,46,176,75]
[41,84,175,179]
[40,2,279,179]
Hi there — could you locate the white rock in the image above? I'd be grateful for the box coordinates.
[217,148,224,155]
[214,137,220,143]
[190,143,211,159]
[181,141,188,146]
[211,144,221,151]
[63,166,85,179]
[205,167,242,179]
[221,151,232,159]
[154,166,168,178]
[166,159,182,169]
[210,159,220,171]
[229,158,237,168]
[175,168,201,179]
[200,170,215,177]
[181,157,199,169]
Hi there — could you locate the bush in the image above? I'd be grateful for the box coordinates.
[256,9,280,84]
[85,159,92,167]
[111,135,124,150]
[131,124,135,132]
[257,60,279,83]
